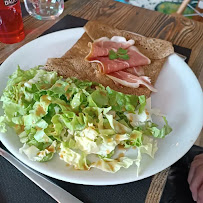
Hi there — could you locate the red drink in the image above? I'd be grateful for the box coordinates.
[0,0,25,44]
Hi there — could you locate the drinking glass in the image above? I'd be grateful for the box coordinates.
[0,0,25,44]
[24,0,64,20]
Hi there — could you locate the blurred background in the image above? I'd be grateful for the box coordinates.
[115,0,203,21]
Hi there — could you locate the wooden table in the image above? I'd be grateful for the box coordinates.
[0,0,203,202]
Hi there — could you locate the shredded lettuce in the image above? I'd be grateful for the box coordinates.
[134,117,172,139]
[138,95,146,114]
[19,140,57,162]
[135,136,158,175]
[0,67,172,175]
[59,142,90,170]
[0,116,6,133]
[91,157,134,173]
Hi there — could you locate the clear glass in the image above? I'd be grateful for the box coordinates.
[24,0,64,20]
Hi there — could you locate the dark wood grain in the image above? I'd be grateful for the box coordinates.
[193,0,203,23]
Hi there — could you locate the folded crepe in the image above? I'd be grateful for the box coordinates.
[45,21,174,97]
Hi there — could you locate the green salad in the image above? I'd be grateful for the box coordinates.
[0,67,172,174]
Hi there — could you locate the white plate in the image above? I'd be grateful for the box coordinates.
[0,28,203,185]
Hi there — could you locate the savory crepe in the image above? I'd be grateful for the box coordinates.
[45,21,174,97]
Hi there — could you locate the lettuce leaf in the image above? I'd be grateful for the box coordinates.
[121,130,143,148]
[0,116,6,133]
[138,95,146,114]
[91,157,134,173]
[19,141,57,162]
[135,136,158,175]
[106,86,139,112]
[59,142,90,170]
[134,117,172,138]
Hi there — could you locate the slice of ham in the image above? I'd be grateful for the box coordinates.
[90,57,130,73]
[86,36,151,74]
[124,66,144,76]
[86,36,135,59]
[85,36,155,92]
[107,71,157,92]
